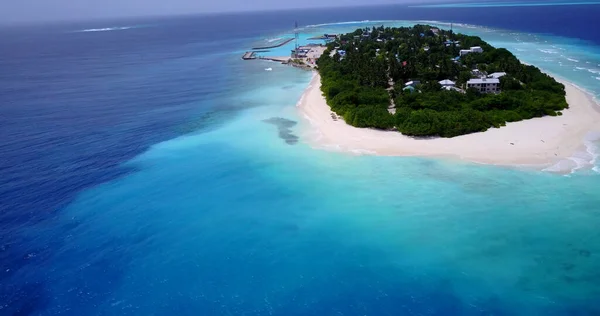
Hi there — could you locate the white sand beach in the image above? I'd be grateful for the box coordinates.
[298,73,600,169]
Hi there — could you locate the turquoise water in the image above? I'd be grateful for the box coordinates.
[4,16,600,314]
[53,22,600,314]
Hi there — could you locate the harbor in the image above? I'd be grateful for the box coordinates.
[241,23,333,70]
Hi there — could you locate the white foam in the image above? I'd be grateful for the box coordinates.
[303,20,376,28]
[266,37,282,43]
[77,26,133,32]
[567,58,580,62]
[538,49,558,54]
[543,133,600,174]
[350,148,377,155]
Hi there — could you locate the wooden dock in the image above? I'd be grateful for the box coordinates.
[251,38,294,50]
[242,51,256,60]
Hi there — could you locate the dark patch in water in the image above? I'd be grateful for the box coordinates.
[263,117,299,145]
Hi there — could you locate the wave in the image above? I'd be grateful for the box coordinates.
[267,37,282,43]
[538,49,558,54]
[76,26,134,33]
[411,1,600,8]
[303,20,381,28]
[574,67,600,74]
[567,58,580,62]
[543,139,600,175]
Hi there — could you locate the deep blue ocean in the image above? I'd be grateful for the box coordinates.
[2,3,600,315]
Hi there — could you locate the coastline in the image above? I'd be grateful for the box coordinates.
[297,73,600,170]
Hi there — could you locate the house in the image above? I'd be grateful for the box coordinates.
[466,78,500,93]
[471,69,484,77]
[439,79,456,87]
[405,80,421,87]
[443,86,465,93]
[403,85,416,93]
[460,46,484,56]
[431,28,440,35]
[445,40,460,47]
[488,72,507,79]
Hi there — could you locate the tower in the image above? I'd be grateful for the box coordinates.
[294,21,300,58]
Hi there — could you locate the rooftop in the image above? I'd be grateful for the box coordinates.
[489,72,507,78]
[468,78,500,84]
[439,79,456,85]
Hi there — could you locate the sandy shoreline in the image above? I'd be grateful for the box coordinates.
[297,73,600,169]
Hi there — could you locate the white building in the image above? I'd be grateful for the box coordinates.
[460,46,485,56]
[439,79,456,87]
[466,78,500,93]
[405,80,421,87]
[488,72,507,79]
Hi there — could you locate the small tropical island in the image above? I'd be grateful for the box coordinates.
[316,25,568,137]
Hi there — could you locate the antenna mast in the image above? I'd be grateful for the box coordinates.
[294,21,299,57]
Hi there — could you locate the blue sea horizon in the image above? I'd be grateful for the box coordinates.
[2,4,600,315]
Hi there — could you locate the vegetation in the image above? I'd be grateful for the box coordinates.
[316,25,567,137]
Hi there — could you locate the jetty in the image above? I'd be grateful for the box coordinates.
[252,38,294,50]
[259,56,290,64]
[242,51,256,60]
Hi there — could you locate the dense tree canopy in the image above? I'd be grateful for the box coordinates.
[316,25,567,137]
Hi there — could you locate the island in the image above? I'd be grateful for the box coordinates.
[316,25,568,137]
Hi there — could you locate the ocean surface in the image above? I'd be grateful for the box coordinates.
[2,2,600,315]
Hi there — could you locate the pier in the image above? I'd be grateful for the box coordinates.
[259,56,290,64]
[242,51,256,60]
[251,38,294,50]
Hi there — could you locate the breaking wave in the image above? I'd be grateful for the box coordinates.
[412,1,600,8]
[75,26,134,33]
[303,20,379,28]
